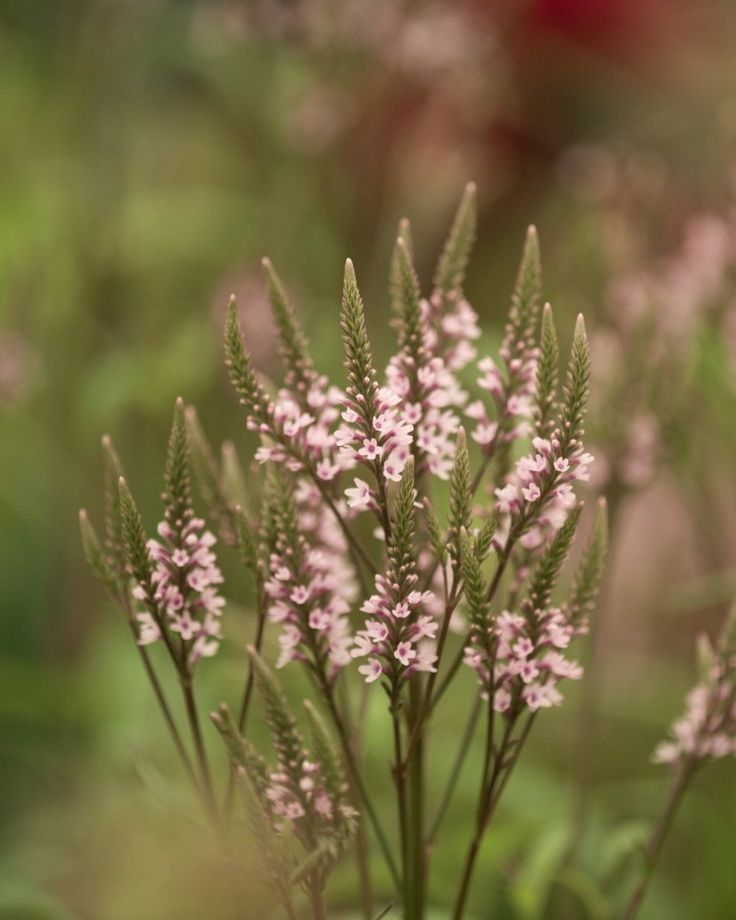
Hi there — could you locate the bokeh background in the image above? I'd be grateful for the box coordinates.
[3,1,736,917]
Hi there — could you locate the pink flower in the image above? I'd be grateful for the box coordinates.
[359,438,383,460]
[345,478,373,510]
[394,641,417,667]
[359,659,383,683]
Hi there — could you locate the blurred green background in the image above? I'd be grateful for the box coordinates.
[3,1,736,917]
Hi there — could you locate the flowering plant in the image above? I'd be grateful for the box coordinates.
[81,185,613,919]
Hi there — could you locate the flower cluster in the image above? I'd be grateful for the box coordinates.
[255,373,353,483]
[653,623,736,765]
[266,756,353,834]
[134,516,225,666]
[336,383,414,489]
[464,605,586,712]
[494,433,594,551]
[467,227,542,455]
[352,575,437,684]
[263,481,353,676]
[424,287,481,372]
[352,461,438,686]
[385,352,466,482]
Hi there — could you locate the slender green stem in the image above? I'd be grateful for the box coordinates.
[338,673,374,920]
[392,704,410,910]
[223,592,268,815]
[401,579,462,769]
[567,484,623,860]
[314,479,376,591]
[428,695,483,843]
[124,615,198,787]
[181,676,219,823]
[407,678,426,917]
[309,885,328,920]
[319,674,401,890]
[451,708,534,920]
[622,756,698,920]
[431,549,512,714]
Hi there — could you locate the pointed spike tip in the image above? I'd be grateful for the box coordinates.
[79,508,88,522]
[575,313,587,336]
[261,256,272,271]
